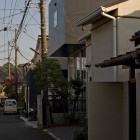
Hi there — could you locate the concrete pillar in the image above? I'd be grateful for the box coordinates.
[37,91,43,129]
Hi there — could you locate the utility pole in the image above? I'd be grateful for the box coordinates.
[15,28,18,101]
[40,0,48,128]
[40,0,47,58]
[8,41,11,79]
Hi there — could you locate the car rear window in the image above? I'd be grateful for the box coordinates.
[5,100,16,106]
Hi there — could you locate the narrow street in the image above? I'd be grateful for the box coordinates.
[0,107,55,140]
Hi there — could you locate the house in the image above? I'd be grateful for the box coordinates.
[48,0,94,80]
[48,0,97,123]
[77,0,140,140]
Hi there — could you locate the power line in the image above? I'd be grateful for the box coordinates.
[24,11,38,27]
[0,11,24,21]
[1,0,7,29]
[18,49,31,62]
[16,0,31,39]
[9,0,18,28]
[7,0,14,27]
[23,30,37,41]
[18,49,33,58]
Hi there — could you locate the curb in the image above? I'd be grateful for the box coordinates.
[44,129,60,140]
[20,116,29,122]
[20,116,60,140]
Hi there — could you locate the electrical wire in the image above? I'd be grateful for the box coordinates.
[18,49,33,58]
[7,0,14,27]
[23,30,37,41]
[18,49,31,62]
[16,0,31,39]
[0,0,7,29]
[0,11,24,21]
[24,11,38,27]
[9,0,18,28]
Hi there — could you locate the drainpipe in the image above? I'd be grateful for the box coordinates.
[101,6,117,81]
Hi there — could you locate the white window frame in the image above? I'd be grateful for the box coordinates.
[54,10,57,28]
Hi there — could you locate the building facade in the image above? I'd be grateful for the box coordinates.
[77,0,140,140]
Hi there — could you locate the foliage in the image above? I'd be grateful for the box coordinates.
[32,59,69,123]
[69,77,85,122]
[74,127,88,140]
[32,59,65,90]
[69,78,85,95]
[0,62,23,97]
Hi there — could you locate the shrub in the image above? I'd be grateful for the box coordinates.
[74,127,88,140]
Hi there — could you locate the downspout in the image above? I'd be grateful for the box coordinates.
[101,6,117,81]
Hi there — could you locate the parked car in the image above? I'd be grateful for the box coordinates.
[4,99,17,115]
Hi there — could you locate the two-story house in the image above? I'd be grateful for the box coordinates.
[77,0,140,140]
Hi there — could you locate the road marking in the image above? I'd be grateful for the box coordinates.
[44,129,60,140]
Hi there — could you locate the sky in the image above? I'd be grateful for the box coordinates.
[0,0,51,66]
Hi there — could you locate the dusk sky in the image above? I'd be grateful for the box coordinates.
[0,0,51,66]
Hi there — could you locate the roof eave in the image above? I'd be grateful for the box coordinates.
[77,5,118,27]
[76,7,102,26]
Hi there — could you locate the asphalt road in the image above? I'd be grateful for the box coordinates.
[0,107,55,140]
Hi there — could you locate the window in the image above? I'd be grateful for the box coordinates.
[54,10,57,28]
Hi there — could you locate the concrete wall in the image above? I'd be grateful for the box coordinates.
[88,82,129,140]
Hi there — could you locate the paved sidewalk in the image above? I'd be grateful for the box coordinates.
[20,116,80,140]
[46,125,80,140]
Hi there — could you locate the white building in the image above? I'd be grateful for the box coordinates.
[77,0,140,140]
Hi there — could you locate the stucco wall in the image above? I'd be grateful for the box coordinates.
[92,21,114,81]
[88,82,128,140]
[86,37,92,82]
[117,1,140,81]
[118,0,140,16]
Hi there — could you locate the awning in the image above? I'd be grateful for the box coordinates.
[95,48,140,68]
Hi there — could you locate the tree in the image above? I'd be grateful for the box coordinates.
[69,77,85,122]
[32,59,69,124]
[0,63,23,99]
